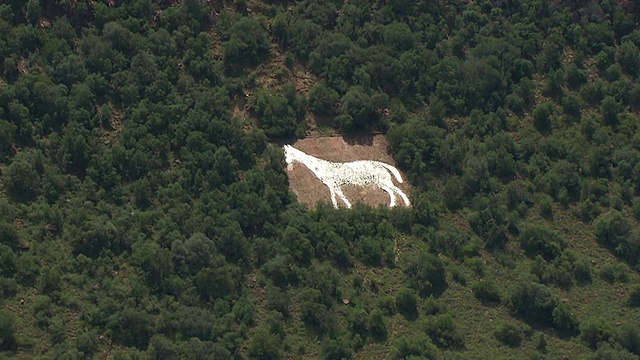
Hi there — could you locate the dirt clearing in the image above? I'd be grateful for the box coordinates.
[284,135,412,209]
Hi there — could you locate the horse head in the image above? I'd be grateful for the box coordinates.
[283,144,294,164]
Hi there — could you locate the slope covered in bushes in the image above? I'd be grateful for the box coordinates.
[1,0,640,359]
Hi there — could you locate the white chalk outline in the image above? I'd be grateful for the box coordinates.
[284,144,410,209]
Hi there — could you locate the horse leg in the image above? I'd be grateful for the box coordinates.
[380,185,397,207]
[390,184,410,206]
[327,185,339,209]
[334,186,352,208]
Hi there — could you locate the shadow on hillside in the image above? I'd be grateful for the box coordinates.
[342,134,374,146]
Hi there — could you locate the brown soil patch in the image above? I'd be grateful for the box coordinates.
[285,135,411,209]
[99,104,123,146]
[17,59,28,74]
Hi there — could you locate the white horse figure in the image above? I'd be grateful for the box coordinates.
[283,144,410,209]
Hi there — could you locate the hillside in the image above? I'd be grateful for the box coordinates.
[1,0,640,359]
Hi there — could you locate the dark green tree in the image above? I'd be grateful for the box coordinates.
[321,335,352,360]
[628,285,640,308]
[593,210,632,249]
[402,252,446,298]
[472,281,502,304]
[248,326,282,360]
[519,223,567,260]
[0,222,19,249]
[618,41,640,77]
[390,334,437,360]
[494,323,522,347]
[368,310,388,341]
[533,102,553,133]
[4,148,45,202]
[601,95,622,126]
[338,87,375,132]
[424,313,465,349]
[507,282,558,326]
[552,303,579,333]
[222,17,270,69]
[0,310,16,351]
[308,82,339,116]
[395,288,418,319]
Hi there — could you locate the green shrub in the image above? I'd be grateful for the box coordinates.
[472,281,502,304]
[494,323,522,347]
[574,199,602,222]
[321,336,352,360]
[76,330,98,357]
[614,324,640,356]
[266,311,285,340]
[0,310,16,351]
[580,321,612,349]
[265,285,289,316]
[593,210,633,261]
[424,314,465,349]
[352,274,363,290]
[593,210,631,247]
[390,334,437,360]
[592,343,638,359]
[562,93,582,120]
[547,262,574,289]
[537,194,554,219]
[308,82,339,116]
[33,295,52,327]
[464,257,485,276]
[232,296,255,326]
[552,303,579,333]
[395,288,418,319]
[347,308,368,337]
[0,222,19,249]
[573,258,592,285]
[222,17,270,68]
[507,282,558,326]
[450,266,468,285]
[533,102,553,133]
[0,245,16,280]
[0,277,16,299]
[600,263,616,283]
[614,263,631,283]
[536,333,548,352]
[469,203,508,249]
[368,310,388,341]
[402,252,447,297]
[299,289,328,330]
[423,296,445,316]
[47,315,67,344]
[431,227,479,261]
[632,197,640,220]
[530,255,549,283]
[519,223,566,260]
[377,295,396,316]
[599,262,630,284]
[628,285,640,308]
[247,327,282,360]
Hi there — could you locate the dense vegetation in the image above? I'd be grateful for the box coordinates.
[1,0,640,359]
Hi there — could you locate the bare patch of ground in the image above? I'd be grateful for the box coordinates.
[17,59,28,74]
[98,104,123,146]
[284,135,412,209]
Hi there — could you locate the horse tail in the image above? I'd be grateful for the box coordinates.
[380,162,403,183]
